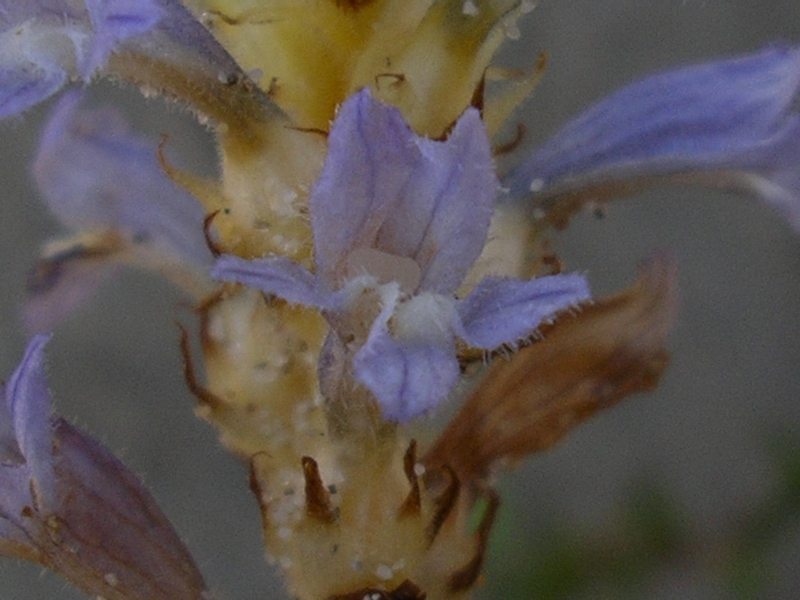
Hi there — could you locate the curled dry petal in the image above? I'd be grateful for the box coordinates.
[0,336,207,599]
[424,254,678,484]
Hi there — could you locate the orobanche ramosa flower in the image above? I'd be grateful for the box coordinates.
[2,1,800,599]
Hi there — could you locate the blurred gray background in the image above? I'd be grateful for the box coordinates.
[2,2,800,598]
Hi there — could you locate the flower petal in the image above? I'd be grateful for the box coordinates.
[212,254,332,309]
[310,89,420,287]
[457,273,591,349]
[505,45,800,228]
[392,107,498,294]
[311,89,497,294]
[354,328,460,422]
[45,418,208,599]
[84,0,165,78]
[34,91,210,266]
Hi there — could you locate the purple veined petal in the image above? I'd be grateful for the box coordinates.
[457,273,591,349]
[504,45,800,208]
[4,334,56,511]
[83,0,165,78]
[378,107,498,295]
[351,282,460,422]
[0,66,67,120]
[353,327,460,422]
[212,254,333,309]
[310,89,421,288]
[34,91,212,269]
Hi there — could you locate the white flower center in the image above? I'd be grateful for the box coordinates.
[392,292,457,346]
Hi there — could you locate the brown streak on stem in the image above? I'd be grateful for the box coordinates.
[283,125,329,138]
[202,210,223,257]
[178,323,224,410]
[374,72,406,90]
[493,122,526,157]
[248,453,271,532]
[302,456,336,524]
[470,72,486,114]
[326,579,426,600]
[398,440,421,518]
[423,466,460,545]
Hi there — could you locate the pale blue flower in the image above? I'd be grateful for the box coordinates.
[213,90,591,421]
[25,91,213,332]
[506,45,800,230]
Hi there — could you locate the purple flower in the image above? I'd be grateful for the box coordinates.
[505,45,800,230]
[213,90,591,421]
[0,0,163,117]
[0,336,207,599]
[0,0,270,125]
[25,91,213,332]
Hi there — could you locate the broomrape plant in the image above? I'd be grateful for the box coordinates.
[0,1,799,598]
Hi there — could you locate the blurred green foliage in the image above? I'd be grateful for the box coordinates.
[478,433,800,599]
